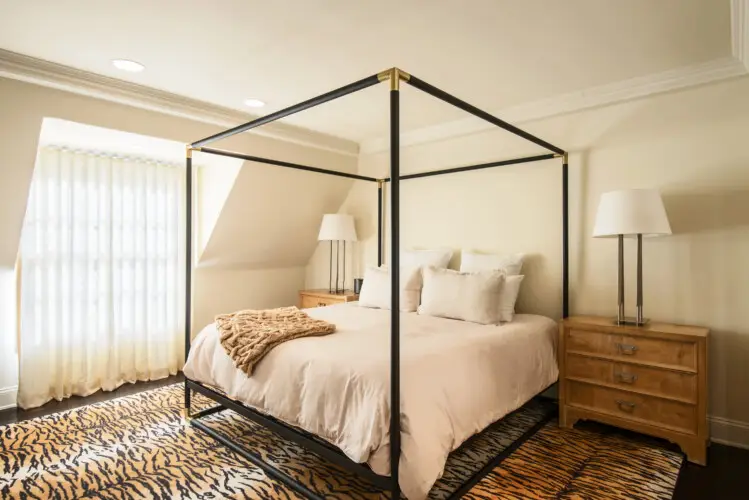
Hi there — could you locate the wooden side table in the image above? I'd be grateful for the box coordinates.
[559,315,709,465]
[299,289,359,309]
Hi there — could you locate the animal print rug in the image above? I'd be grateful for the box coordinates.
[0,384,683,499]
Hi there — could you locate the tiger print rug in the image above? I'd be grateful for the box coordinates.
[0,384,683,499]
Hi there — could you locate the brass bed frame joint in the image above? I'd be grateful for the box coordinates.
[186,145,201,159]
[378,67,411,91]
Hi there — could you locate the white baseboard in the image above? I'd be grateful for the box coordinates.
[709,415,749,450]
[0,385,18,410]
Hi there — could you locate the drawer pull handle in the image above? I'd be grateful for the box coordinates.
[317,302,327,307]
[616,343,638,355]
[616,399,636,412]
[615,372,638,384]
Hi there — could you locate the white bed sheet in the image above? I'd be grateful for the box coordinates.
[183,303,558,499]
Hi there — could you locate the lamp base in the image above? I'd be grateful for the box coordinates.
[612,316,649,327]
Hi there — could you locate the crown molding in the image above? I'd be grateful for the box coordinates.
[0,49,358,157]
[732,0,749,70]
[360,56,747,155]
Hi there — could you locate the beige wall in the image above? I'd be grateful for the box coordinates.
[194,266,307,331]
[307,76,749,442]
[0,267,18,409]
[0,77,357,402]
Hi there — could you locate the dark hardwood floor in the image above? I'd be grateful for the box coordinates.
[673,443,749,499]
[1,375,747,499]
[0,373,184,426]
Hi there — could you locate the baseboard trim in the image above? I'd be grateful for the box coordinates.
[0,385,18,410]
[709,415,749,450]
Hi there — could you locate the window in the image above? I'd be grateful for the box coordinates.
[18,144,185,409]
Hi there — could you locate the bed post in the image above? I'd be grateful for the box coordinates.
[377,180,383,266]
[389,68,405,500]
[562,152,569,318]
[184,145,196,420]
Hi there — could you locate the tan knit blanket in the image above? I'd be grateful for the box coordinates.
[216,306,336,376]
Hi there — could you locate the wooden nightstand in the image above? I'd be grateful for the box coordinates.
[299,289,359,309]
[559,316,709,465]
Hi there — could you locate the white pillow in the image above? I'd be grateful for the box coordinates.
[460,250,525,276]
[460,250,527,322]
[358,266,422,312]
[499,275,525,322]
[417,267,505,325]
[401,248,453,269]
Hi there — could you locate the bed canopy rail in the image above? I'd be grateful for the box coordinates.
[191,73,384,148]
[380,152,558,182]
[196,146,379,182]
[405,75,565,155]
[184,67,568,500]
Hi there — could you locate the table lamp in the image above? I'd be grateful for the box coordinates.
[318,214,357,293]
[593,189,671,325]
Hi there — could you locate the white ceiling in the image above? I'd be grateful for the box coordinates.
[0,0,733,143]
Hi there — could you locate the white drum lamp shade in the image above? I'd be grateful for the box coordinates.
[318,214,357,242]
[593,189,671,238]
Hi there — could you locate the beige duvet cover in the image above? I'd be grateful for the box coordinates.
[183,303,558,499]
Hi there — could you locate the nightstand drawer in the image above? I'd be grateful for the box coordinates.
[566,355,697,403]
[568,329,697,371]
[567,381,697,434]
[299,289,358,309]
[300,296,338,308]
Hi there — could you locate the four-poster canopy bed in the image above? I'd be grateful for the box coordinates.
[182,67,569,499]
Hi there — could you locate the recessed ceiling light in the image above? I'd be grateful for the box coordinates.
[112,59,145,72]
[244,98,265,108]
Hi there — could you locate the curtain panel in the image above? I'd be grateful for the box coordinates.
[18,147,185,409]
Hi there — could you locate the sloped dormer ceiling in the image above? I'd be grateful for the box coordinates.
[198,158,356,270]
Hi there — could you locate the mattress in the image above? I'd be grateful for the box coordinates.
[183,303,558,500]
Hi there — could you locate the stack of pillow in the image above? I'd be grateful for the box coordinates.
[357,249,525,325]
[356,248,451,312]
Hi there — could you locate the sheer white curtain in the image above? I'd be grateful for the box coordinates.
[18,147,185,409]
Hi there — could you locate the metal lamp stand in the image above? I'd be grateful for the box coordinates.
[328,240,347,294]
[616,233,647,326]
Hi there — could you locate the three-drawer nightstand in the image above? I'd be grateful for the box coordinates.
[559,316,709,465]
[299,289,359,309]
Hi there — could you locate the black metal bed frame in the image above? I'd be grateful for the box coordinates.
[183,67,568,500]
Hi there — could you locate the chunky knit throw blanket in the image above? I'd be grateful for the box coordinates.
[216,306,336,376]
